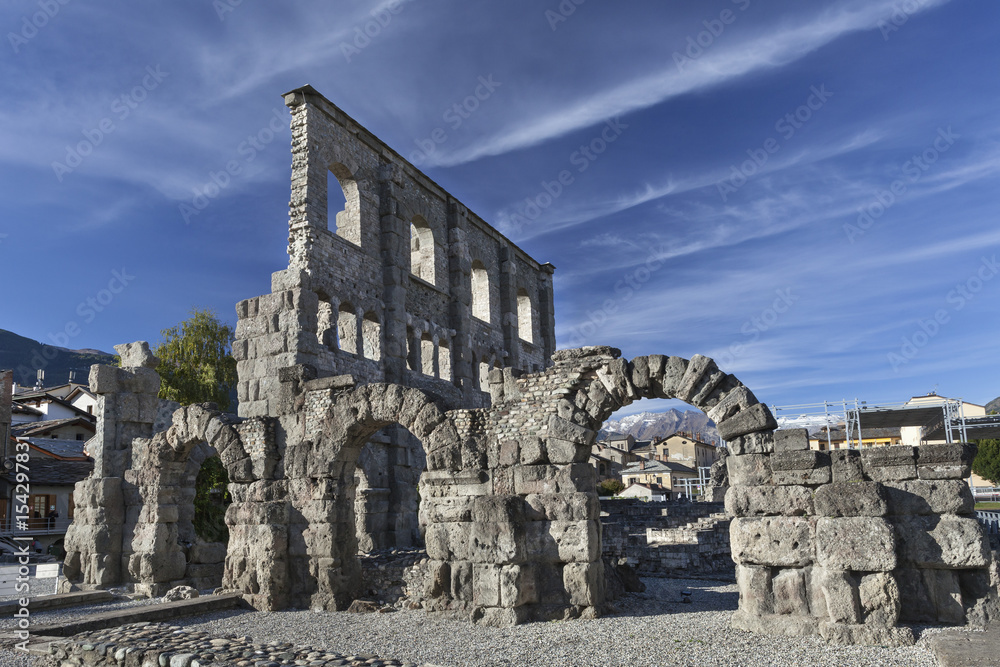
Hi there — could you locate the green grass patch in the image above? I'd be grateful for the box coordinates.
[975,501,1000,510]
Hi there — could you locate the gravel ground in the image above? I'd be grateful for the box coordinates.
[0,577,957,666]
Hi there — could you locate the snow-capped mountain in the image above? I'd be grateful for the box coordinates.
[598,409,719,444]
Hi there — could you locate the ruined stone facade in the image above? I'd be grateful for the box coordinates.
[59,87,996,641]
[726,431,995,645]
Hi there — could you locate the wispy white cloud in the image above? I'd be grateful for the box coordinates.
[430,0,950,167]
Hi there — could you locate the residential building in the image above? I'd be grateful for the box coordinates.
[653,433,720,469]
[621,459,697,498]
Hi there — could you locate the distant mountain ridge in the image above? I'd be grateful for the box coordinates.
[0,329,115,388]
[599,408,719,444]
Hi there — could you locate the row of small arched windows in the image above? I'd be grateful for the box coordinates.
[327,168,534,344]
[317,299,381,361]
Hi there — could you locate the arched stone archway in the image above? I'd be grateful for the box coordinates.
[282,383,466,610]
[123,404,247,597]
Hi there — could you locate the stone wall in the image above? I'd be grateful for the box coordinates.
[726,430,995,645]
[600,498,732,578]
[235,86,557,423]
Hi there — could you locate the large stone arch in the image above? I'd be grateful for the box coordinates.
[283,383,465,611]
[123,404,247,597]
[552,347,775,443]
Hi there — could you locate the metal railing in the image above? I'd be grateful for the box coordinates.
[0,517,72,536]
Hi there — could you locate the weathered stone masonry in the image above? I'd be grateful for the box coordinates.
[725,431,995,645]
[60,86,996,641]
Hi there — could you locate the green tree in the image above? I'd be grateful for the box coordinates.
[192,456,230,542]
[972,438,1000,486]
[155,309,238,411]
[598,479,625,496]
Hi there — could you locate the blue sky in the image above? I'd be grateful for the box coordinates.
[2,0,998,416]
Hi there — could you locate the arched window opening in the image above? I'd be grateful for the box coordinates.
[406,326,419,371]
[410,217,436,284]
[421,334,435,376]
[437,340,452,382]
[362,312,381,361]
[517,288,533,343]
[478,357,492,393]
[327,164,361,246]
[471,260,490,322]
[316,292,336,350]
[338,303,358,355]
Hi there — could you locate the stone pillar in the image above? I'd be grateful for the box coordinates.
[379,162,409,385]
[498,246,520,370]
[61,342,160,591]
[537,264,556,364]
[447,199,474,395]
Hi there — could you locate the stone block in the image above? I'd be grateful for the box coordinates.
[773,429,809,452]
[816,567,859,624]
[546,438,590,465]
[513,465,559,495]
[772,568,810,615]
[894,514,989,569]
[726,454,772,487]
[524,493,599,522]
[895,566,936,623]
[706,385,758,425]
[816,517,895,571]
[472,496,525,526]
[473,564,501,607]
[716,404,778,440]
[547,415,595,446]
[813,482,887,517]
[89,364,119,394]
[525,520,599,563]
[858,571,900,626]
[861,446,916,482]
[470,520,525,565]
[424,522,472,561]
[736,563,773,615]
[830,449,863,482]
[562,561,604,606]
[916,442,975,480]
[115,341,159,368]
[519,438,547,465]
[419,497,475,524]
[556,463,596,493]
[725,484,813,517]
[500,564,537,607]
[882,479,974,516]
[771,450,831,486]
[657,356,688,398]
[730,517,813,567]
[727,432,774,456]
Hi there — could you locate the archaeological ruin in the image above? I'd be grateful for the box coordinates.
[59,86,997,644]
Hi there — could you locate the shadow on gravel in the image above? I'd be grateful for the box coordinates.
[607,582,739,620]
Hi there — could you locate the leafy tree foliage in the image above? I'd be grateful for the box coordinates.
[972,439,1000,486]
[597,479,625,496]
[193,457,230,542]
[155,309,237,411]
